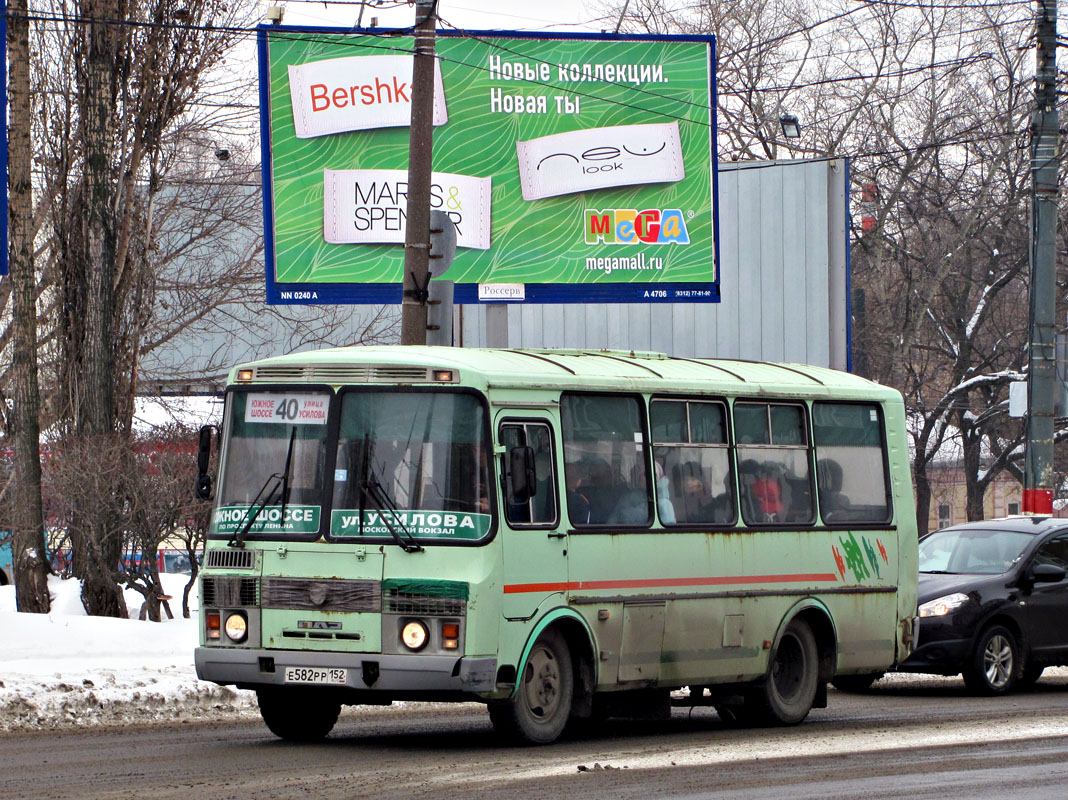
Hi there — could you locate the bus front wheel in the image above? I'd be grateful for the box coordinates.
[489,628,574,745]
[752,617,819,725]
[257,688,341,741]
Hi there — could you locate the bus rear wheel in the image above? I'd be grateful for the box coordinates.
[489,628,574,745]
[751,617,819,725]
[257,688,341,741]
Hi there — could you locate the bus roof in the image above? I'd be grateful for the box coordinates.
[231,346,897,400]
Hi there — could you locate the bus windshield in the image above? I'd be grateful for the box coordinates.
[329,390,491,542]
[213,390,331,539]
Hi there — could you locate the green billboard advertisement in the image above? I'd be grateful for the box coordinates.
[259,27,718,304]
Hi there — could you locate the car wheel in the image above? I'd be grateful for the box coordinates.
[257,688,341,741]
[745,617,819,725]
[963,624,1018,695]
[489,628,574,745]
[831,672,884,693]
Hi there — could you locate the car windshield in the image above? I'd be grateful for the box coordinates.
[918,528,1034,575]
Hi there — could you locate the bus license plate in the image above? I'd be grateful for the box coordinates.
[284,667,347,685]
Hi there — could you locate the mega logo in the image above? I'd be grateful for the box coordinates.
[584,209,690,245]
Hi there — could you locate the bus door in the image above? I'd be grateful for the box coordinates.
[497,417,567,620]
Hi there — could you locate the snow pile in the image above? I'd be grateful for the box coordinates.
[0,574,257,732]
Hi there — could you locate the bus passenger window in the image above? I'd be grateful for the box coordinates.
[651,398,734,526]
[813,402,891,524]
[500,422,558,527]
[734,402,814,526]
[561,394,651,527]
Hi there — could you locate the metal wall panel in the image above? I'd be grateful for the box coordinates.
[458,158,848,369]
[139,159,847,392]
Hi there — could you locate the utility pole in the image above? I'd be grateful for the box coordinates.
[400,0,437,345]
[1024,0,1060,514]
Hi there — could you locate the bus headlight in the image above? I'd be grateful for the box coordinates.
[224,612,248,642]
[401,620,429,651]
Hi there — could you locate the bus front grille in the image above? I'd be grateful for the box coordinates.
[202,576,259,607]
[205,549,256,570]
[261,578,381,612]
[385,591,466,616]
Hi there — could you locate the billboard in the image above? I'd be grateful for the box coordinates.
[259,27,718,304]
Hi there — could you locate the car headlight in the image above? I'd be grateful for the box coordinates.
[224,612,248,642]
[401,620,429,651]
[918,592,969,618]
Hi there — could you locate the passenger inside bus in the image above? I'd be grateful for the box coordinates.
[817,458,851,521]
[532,451,555,523]
[739,459,785,523]
[585,458,616,522]
[654,460,676,524]
[565,462,591,525]
[670,463,734,524]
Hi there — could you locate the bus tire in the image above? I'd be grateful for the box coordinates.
[753,617,819,725]
[257,688,340,741]
[489,628,573,745]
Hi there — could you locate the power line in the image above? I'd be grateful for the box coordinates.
[9,9,1051,168]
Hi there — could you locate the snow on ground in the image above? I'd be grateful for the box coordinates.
[0,574,257,733]
[5,574,1067,737]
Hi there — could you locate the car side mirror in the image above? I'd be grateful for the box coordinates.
[1031,563,1066,583]
[508,446,536,503]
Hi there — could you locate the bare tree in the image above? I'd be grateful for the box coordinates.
[606,0,1062,528]
[5,0,51,611]
[119,425,203,621]
[35,0,254,615]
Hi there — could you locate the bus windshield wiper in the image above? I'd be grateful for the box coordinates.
[359,434,423,553]
[229,429,296,549]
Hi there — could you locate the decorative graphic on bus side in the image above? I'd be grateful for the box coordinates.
[832,534,890,582]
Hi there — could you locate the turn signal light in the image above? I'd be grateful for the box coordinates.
[237,369,254,382]
[442,622,459,650]
[206,611,221,640]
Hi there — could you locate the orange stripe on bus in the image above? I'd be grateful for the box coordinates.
[502,573,839,594]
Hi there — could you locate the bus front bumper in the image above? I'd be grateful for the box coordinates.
[195,647,497,694]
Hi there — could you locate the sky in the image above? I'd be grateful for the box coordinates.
[269,0,612,34]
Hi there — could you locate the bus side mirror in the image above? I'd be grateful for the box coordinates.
[509,446,536,503]
[196,425,214,501]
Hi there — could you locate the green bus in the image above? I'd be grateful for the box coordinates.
[194,346,917,743]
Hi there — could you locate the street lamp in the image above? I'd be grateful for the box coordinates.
[780,114,802,139]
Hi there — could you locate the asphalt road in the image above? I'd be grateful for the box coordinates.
[3,674,1068,800]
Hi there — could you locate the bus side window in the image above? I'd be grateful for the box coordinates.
[561,394,651,528]
[734,402,814,526]
[500,421,558,528]
[812,402,892,524]
[651,398,734,526]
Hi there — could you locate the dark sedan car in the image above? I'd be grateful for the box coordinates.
[897,516,1068,694]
